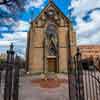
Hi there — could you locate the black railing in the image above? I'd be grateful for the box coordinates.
[0,64,19,100]
[70,48,100,100]
[69,48,84,100]
[82,70,100,100]
[1,45,100,100]
[0,43,20,100]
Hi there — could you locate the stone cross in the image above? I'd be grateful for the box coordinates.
[49,0,52,3]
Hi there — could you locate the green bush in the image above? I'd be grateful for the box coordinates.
[0,59,5,64]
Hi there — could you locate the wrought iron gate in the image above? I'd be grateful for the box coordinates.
[69,48,100,100]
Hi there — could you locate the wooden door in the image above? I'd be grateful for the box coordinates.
[48,58,57,72]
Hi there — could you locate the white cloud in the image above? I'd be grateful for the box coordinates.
[77,30,100,45]
[0,31,27,57]
[76,10,100,36]
[0,5,11,13]
[0,19,30,57]
[0,0,45,57]
[70,0,100,45]
[0,0,3,2]
[25,0,45,9]
[0,18,16,25]
[0,26,8,31]
[11,20,30,32]
[0,40,11,46]
[0,20,30,32]
[70,0,100,17]
[41,5,45,9]
[32,0,45,8]
[1,32,27,41]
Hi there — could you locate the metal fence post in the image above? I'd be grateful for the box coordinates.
[12,64,19,100]
[4,43,15,100]
[0,66,2,88]
[4,66,13,100]
[75,48,84,100]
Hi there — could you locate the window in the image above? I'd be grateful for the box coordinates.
[46,23,58,56]
[48,41,57,56]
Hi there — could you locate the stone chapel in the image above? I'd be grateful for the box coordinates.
[26,1,76,74]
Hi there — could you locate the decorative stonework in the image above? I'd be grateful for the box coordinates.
[26,1,76,74]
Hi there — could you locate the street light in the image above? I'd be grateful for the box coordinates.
[0,0,10,4]
[7,43,15,64]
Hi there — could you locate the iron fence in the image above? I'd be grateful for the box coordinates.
[0,43,20,100]
[0,64,19,100]
[69,48,100,100]
[0,44,100,100]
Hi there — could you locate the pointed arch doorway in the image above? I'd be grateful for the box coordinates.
[47,56,57,72]
[45,23,59,73]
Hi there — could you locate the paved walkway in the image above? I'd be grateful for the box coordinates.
[0,74,69,100]
[19,74,69,100]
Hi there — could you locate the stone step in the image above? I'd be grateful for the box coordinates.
[44,72,58,80]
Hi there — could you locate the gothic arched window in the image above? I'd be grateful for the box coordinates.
[48,41,57,56]
[46,23,58,56]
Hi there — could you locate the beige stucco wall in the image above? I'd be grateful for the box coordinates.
[28,28,44,73]
[58,27,68,73]
[29,48,43,73]
[58,27,67,47]
[59,48,68,72]
[33,28,44,47]
[28,26,76,73]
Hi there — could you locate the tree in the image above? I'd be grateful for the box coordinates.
[0,58,5,64]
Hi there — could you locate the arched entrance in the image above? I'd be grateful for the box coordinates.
[47,57,57,72]
[45,23,58,73]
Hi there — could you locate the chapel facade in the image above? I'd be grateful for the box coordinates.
[26,1,76,74]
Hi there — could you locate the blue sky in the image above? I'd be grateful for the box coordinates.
[0,0,100,57]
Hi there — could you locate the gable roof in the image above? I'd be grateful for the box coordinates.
[33,0,71,23]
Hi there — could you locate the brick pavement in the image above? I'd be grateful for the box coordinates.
[19,74,69,100]
[1,72,100,100]
[0,74,69,100]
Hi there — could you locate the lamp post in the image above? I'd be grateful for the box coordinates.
[6,43,15,64]
[4,43,15,100]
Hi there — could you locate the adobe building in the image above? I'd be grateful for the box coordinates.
[0,53,7,60]
[26,1,77,74]
[78,45,100,59]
